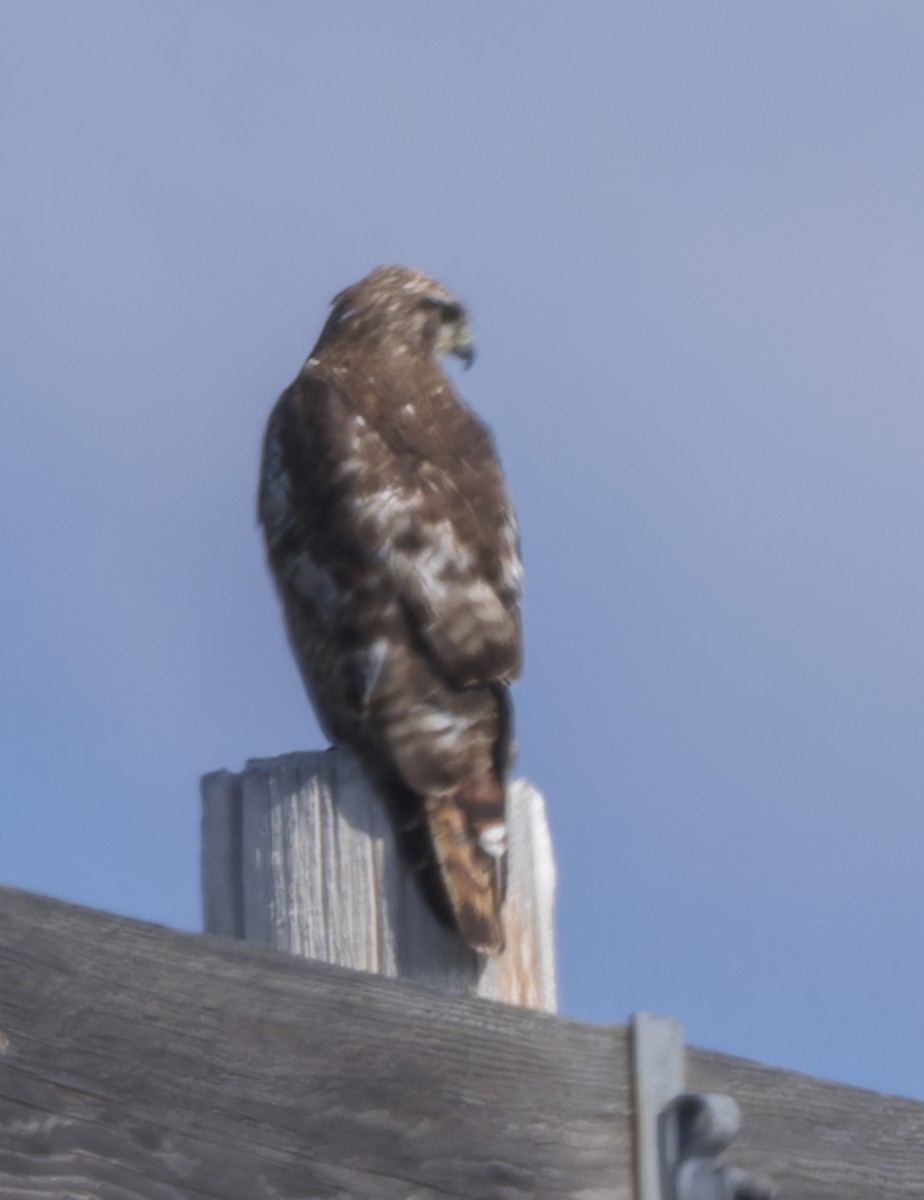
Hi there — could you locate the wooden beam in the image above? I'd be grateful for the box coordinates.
[686,1047,924,1199]
[201,749,557,1010]
[0,885,626,1200]
[2,886,924,1197]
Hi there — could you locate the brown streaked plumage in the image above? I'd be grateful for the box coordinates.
[258,266,523,954]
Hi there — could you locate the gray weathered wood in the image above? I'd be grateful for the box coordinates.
[687,1046,924,1198]
[3,886,924,1199]
[0,885,628,1200]
[201,748,557,1010]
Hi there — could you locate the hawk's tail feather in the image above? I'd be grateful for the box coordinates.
[359,757,507,955]
[424,773,507,956]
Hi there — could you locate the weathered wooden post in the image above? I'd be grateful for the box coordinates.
[201,748,556,1010]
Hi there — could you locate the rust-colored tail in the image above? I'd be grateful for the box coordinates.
[424,772,508,955]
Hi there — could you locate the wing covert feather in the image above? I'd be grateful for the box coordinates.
[259,371,522,690]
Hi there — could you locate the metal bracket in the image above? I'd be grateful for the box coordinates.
[631,1014,773,1200]
[660,1092,773,1200]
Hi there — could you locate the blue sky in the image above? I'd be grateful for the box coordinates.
[3,3,923,1099]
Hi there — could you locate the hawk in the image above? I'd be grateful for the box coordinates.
[258,266,523,954]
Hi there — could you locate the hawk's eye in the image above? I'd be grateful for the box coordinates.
[426,297,463,324]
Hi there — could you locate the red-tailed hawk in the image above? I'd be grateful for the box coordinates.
[258,266,523,954]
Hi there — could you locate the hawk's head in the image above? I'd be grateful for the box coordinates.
[313,266,475,369]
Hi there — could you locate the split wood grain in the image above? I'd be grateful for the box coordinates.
[0,886,626,1200]
[201,749,557,1010]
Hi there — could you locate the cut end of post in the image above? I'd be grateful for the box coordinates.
[200,748,557,1012]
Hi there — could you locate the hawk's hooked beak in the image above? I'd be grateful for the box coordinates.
[452,327,476,370]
